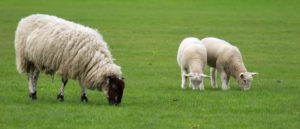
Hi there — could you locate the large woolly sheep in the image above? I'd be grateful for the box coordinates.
[15,14,125,105]
[177,37,209,91]
[201,37,257,91]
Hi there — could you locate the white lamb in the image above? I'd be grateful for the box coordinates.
[201,37,257,91]
[15,14,125,105]
[177,37,209,91]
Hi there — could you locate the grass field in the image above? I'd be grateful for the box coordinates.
[0,0,299,129]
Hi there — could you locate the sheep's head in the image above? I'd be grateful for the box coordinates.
[103,76,125,106]
[184,73,210,88]
[237,72,257,91]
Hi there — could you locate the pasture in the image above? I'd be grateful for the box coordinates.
[0,0,299,128]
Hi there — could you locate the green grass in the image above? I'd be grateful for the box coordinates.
[0,0,300,128]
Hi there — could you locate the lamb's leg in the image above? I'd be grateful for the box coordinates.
[210,68,217,88]
[181,70,188,89]
[199,80,205,91]
[57,78,68,102]
[226,75,230,88]
[188,74,194,89]
[189,80,192,88]
[28,66,40,100]
[80,86,88,102]
[220,71,230,90]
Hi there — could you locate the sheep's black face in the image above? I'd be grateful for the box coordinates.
[107,77,125,106]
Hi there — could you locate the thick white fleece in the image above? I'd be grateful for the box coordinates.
[15,14,122,90]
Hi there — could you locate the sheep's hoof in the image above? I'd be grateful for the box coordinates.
[57,94,64,102]
[29,91,37,100]
[81,94,88,102]
[211,85,218,89]
[222,87,230,91]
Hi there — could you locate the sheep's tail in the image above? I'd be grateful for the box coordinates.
[15,52,27,73]
[15,17,31,74]
[15,31,28,73]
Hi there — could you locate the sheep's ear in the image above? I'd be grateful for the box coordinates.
[107,76,113,83]
[240,73,245,79]
[107,76,117,88]
[184,73,191,77]
[251,72,258,77]
[200,74,211,78]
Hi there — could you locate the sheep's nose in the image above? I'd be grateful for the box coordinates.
[109,101,120,106]
[243,87,250,91]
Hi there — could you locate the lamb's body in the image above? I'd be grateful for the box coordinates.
[15,14,124,105]
[201,37,257,90]
[177,37,208,90]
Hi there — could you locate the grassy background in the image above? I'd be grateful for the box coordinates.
[0,0,299,128]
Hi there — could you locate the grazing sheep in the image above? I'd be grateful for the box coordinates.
[177,37,209,91]
[201,37,257,91]
[15,14,125,105]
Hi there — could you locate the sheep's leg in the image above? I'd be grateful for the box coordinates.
[57,78,68,102]
[28,66,40,100]
[80,86,88,102]
[226,75,230,87]
[210,68,217,88]
[199,80,205,91]
[189,79,193,89]
[220,71,230,90]
[181,70,188,89]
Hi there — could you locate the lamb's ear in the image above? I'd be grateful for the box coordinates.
[184,73,191,77]
[200,74,211,78]
[251,72,258,77]
[240,73,245,79]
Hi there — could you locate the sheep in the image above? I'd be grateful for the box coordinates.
[177,37,209,91]
[201,37,257,91]
[14,14,125,105]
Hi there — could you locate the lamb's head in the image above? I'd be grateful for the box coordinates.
[103,76,125,106]
[185,73,210,88]
[237,72,257,91]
